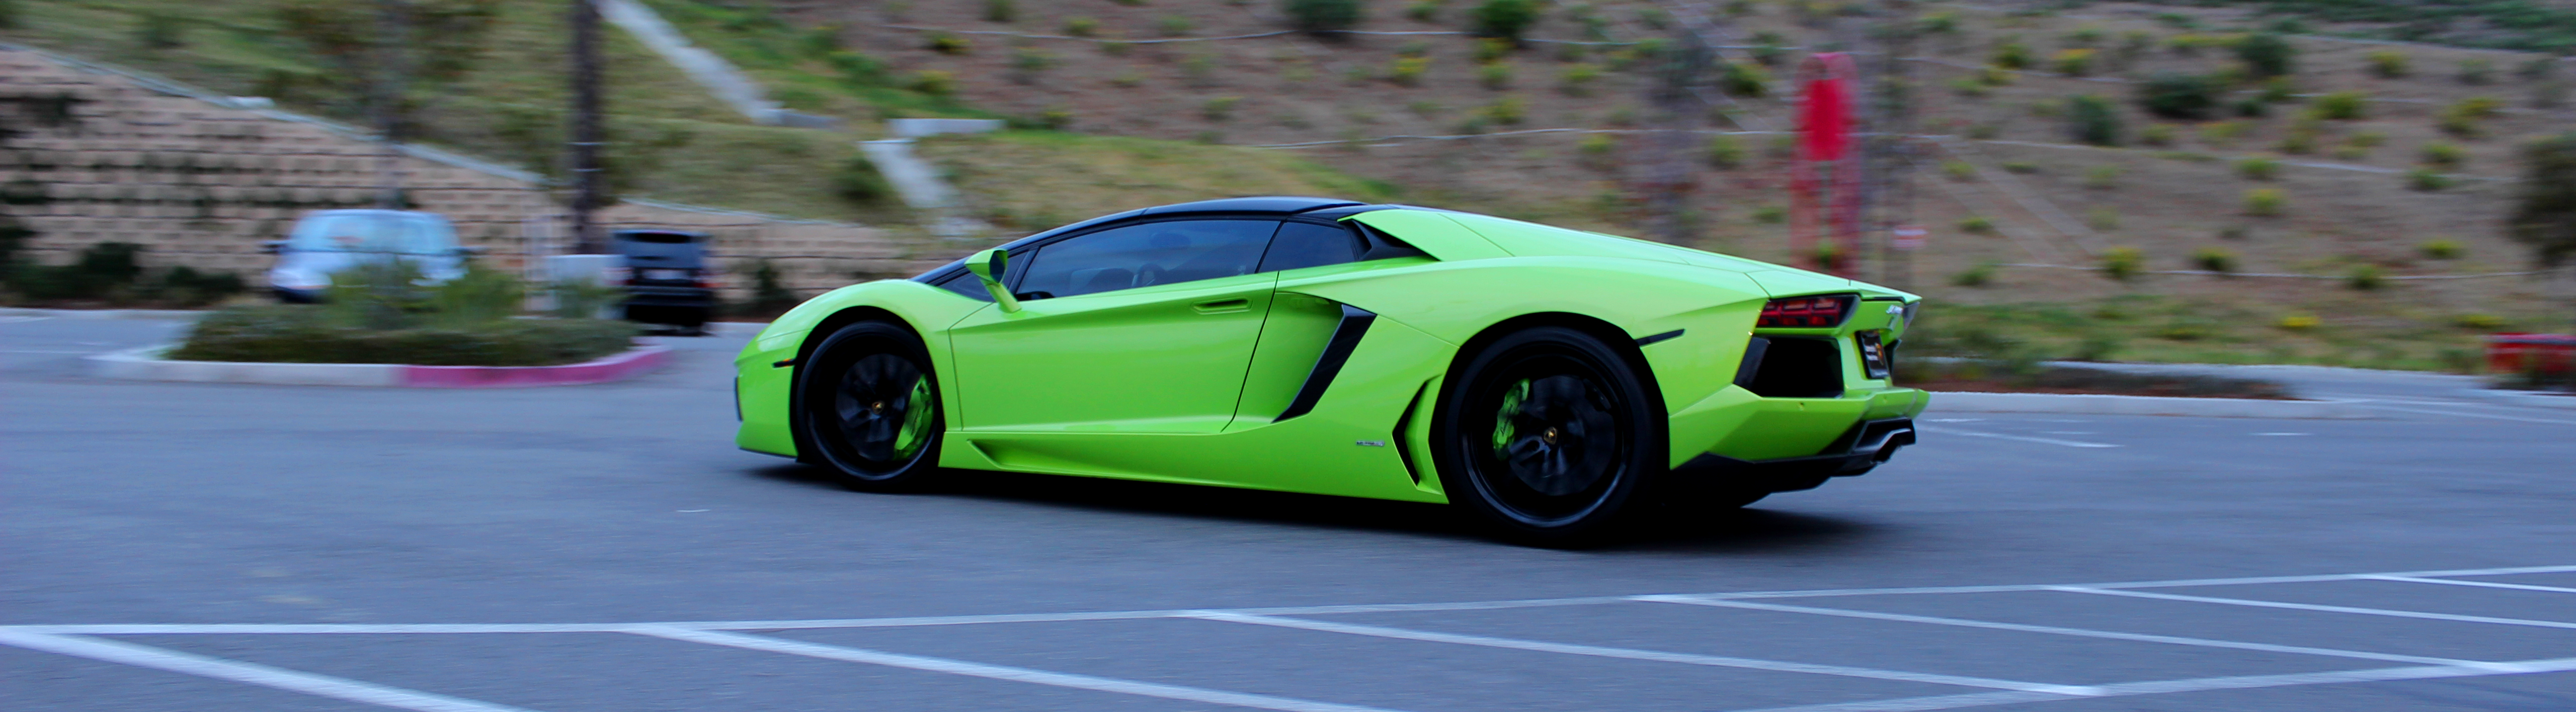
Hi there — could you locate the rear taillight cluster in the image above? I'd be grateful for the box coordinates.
[1757,295,1855,329]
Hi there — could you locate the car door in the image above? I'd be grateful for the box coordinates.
[947,218,1284,434]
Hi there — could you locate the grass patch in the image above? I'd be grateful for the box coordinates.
[914,131,1399,232]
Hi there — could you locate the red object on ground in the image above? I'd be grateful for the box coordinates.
[2485,333,2576,375]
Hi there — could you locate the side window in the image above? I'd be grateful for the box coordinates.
[1258,221,1367,272]
[1016,220,1280,299]
[932,270,989,301]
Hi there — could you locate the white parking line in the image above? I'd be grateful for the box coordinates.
[626,625,1410,712]
[1186,611,2102,696]
[2363,575,2576,595]
[15,565,2576,638]
[1729,656,2576,712]
[1916,426,2118,448]
[1634,596,2501,668]
[2051,587,2576,629]
[0,629,543,712]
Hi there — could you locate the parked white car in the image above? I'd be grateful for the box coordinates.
[264,210,473,302]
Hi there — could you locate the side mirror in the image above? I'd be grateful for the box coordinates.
[964,248,1021,313]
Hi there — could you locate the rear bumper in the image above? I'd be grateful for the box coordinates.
[1670,417,1915,494]
[624,286,715,308]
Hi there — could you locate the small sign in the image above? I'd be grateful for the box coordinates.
[1892,225,1927,251]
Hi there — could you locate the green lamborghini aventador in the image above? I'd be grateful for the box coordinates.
[734,197,1925,543]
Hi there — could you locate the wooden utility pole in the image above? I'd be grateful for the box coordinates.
[567,0,606,254]
[372,0,411,209]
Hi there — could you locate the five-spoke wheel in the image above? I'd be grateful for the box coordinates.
[1436,326,1662,545]
[797,321,945,491]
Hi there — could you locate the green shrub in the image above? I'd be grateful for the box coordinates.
[2458,58,2494,85]
[2245,187,2286,216]
[2260,77,2297,103]
[2234,97,2270,118]
[1202,95,1241,121]
[2085,165,2122,189]
[1958,215,1995,234]
[2421,141,2468,168]
[2099,247,2145,280]
[1063,17,1099,36]
[1471,0,1539,42]
[2052,48,2096,76]
[925,32,967,54]
[2346,264,2385,290]
[1719,62,1769,97]
[1992,41,2034,70]
[2408,168,2453,191]
[1943,162,1976,181]
[1951,263,1996,286]
[0,0,17,30]
[2087,206,2120,230]
[835,155,891,203]
[2004,161,2040,174]
[1705,134,1744,169]
[1406,0,1440,22]
[1157,15,1193,36]
[1284,0,1363,33]
[2137,72,2221,119]
[1559,63,1601,95]
[168,305,634,366]
[908,70,955,95]
[2066,94,2120,146]
[1388,56,1428,86]
[2419,239,2465,259]
[2367,50,2409,78]
[2236,156,2280,180]
[2312,90,2367,120]
[137,12,187,49]
[1753,205,1786,224]
[2140,124,2176,146]
[984,0,1016,23]
[2191,247,2237,272]
[1480,63,1513,89]
[2455,313,2506,330]
[2235,33,2295,78]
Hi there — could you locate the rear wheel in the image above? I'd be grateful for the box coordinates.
[796,321,945,491]
[1434,326,1662,546]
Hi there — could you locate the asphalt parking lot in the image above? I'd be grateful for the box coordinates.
[4,314,2574,712]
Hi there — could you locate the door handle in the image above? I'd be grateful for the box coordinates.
[1191,298,1251,314]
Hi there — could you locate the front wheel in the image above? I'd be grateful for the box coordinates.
[1433,326,1663,546]
[795,321,945,492]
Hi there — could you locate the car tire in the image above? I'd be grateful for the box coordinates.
[795,320,946,492]
[1433,326,1664,546]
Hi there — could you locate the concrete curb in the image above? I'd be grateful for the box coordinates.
[1,308,206,320]
[1926,391,2376,419]
[87,344,672,388]
[2460,388,2576,410]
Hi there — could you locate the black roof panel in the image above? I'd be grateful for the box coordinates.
[1140,196,1365,216]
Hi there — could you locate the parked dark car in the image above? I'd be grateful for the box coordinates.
[613,230,716,333]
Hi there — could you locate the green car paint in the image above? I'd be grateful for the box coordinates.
[734,202,1926,504]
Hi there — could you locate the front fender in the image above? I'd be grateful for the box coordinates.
[734,279,993,456]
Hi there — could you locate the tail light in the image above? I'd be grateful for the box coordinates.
[1758,295,1856,328]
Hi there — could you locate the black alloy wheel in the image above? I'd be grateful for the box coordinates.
[1435,326,1663,545]
[796,321,945,491]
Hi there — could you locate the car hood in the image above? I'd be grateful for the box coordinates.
[1427,210,1918,301]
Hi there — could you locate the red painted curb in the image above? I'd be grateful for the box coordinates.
[400,346,671,388]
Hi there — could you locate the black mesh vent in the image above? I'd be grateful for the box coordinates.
[1742,337,1844,398]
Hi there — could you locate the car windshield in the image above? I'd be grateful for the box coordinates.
[284,213,455,255]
